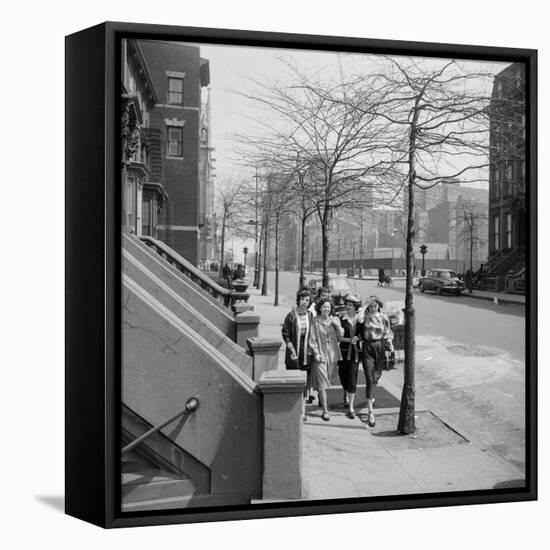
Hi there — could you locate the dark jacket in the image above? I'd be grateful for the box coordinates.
[339,314,361,363]
[281,308,313,368]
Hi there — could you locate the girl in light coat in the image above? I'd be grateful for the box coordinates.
[309,298,344,421]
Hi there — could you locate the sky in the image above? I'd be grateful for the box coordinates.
[178,42,512,262]
[195,43,511,189]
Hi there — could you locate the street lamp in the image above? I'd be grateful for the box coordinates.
[420,244,428,276]
[243,246,248,272]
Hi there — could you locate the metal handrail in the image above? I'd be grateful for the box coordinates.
[121,397,200,456]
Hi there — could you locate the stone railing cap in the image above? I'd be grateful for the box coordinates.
[246,337,282,351]
[258,370,306,393]
[235,312,260,324]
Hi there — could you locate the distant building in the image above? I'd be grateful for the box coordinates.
[426,187,489,269]
[140,40,211,265]
[487,62,526,271]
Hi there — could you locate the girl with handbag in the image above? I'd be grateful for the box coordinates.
[359,296,393,427]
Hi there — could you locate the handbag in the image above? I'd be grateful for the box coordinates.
[384,349,396,370]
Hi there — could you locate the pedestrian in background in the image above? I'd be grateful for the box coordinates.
[235,263,245,280]
[338,295,362,419]
[222,263,232,285]
[282,288,314,421]
[309,298,343,421]
[359,296,393,427]
[378,265,385,286]
[465,268,473,294]
[309,286,334,317]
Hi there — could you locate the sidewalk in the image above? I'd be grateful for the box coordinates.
[247,287,525,500]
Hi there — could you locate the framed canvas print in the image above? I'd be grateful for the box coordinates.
[65,21,537,528]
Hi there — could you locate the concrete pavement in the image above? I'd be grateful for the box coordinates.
[246,286,525,501]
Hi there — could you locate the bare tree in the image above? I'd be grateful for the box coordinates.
[264,173,295,305]
[348,58,496,434]
[457,202,488,274]
[214,176,252,277]
[292,157,317,290]
[233,60,396,288]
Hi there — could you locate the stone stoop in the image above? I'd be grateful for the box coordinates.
[121,468,251,511]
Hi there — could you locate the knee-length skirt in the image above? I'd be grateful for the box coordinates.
[311,359,337,392]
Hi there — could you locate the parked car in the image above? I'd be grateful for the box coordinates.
[307,275,353,315]
[419,269,465,295]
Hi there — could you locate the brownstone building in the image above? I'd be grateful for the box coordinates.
[139,40,211,265]
[487,62,526,280]
[121,39,163,238]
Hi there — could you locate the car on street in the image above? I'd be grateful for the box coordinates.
[307,275,352,315]
[418,269,465,295]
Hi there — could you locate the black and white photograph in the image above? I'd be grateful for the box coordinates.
[120,35,532,512]
[5,0,548,546]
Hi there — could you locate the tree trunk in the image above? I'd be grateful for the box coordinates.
[299,212,306,291]
[398,120,418,435]
[256,226,263,290]
[219,213,226,277]
[470,234,474,273]
[261,217,269,296]
[274,213,280,306]
[321,208,330,288]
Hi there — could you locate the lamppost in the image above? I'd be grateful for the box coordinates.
[243,246,248,272]
[420,244,428,276]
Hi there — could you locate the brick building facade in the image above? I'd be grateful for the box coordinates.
[139,40,211,265]
[488,62,526,263]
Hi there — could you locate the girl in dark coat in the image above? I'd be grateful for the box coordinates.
[282,289,314,420]
[359,296,393,427]
[338,295,362,419]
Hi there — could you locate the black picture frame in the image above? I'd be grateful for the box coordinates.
[65,21,537,528]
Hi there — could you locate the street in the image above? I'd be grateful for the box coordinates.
[264,270,526,475]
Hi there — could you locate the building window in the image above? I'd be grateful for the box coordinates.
[506,161,513,195]
[167,77,183,105]
[167,126,183,157]
[126,177,136,231]
[494,169,500,200]
[493,215,500,251]
[506,214,512,248]
[141,198,157,237]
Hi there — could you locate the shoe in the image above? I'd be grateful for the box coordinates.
[367,412,376,427]
[347,411,356,419]
[321,413,330,421]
